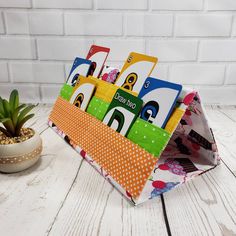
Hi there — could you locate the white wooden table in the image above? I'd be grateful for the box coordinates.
[0,105,236,236]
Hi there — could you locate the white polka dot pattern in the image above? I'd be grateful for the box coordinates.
[49,97,157,198]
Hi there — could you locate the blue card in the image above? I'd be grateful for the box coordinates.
[66,57,92,86]
[138,77,182,128]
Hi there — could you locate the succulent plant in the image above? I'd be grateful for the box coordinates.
[0,90,35,138]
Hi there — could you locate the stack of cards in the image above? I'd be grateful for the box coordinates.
[49,43,219,205]
[60,45,183,157]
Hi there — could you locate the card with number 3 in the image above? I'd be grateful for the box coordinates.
[138,77,182,128]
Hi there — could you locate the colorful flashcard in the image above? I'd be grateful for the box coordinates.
[66,58,92,87]
[138,77,182,128]
[69,75,96,111]
[103,89,143,136]
[100,65,120,83]
[86,45,110,78]
[115,52,158,93]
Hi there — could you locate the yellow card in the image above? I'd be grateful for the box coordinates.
[69,75,96,111]
[115,52,158,93]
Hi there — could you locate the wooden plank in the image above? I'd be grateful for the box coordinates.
[164,164,236,236]
[48,160,168,236]
[217,106,236,123]
[1,105,235,236]
[163,106,236,235]
[27,104,52,134]
[0,127,83,236]
[205,106,236,174]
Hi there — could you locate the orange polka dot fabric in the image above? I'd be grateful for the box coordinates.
[49,97,157,198]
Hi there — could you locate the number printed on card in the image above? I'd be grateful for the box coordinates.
[115,52,158,94]
[138,77,182,128]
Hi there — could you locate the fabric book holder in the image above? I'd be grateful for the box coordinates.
[49,83,220,205]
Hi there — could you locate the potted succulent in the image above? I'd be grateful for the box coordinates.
[0,90,42,173]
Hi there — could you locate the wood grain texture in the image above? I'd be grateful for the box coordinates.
[206,106,236,175]
[48,160,168,236]
[0,105,235,236]
[163,106,236,236]
[0,105,83,236]
[27,104,52,134]
[163,164,236,236]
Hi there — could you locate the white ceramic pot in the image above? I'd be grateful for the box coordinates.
[0,131,42,173]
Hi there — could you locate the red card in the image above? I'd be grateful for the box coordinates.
[86,45,110,78]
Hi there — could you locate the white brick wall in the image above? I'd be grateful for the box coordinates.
[148,40,198,62]
[33,0,92,9]
[97,0,147,10]
[0,12,4,33]
[5,11,63,35]
[65,13,123,36]
[0,0,31,8]
[175,14,232,37]
[200,40,236,62]
[95,39,145,61]
[125,14,173,36]
[207,0,236,11]
[0,37,36,59]
[169,65,225,85]
[9,62,65,83]
[151,0,203,10]
[37,38,93,60]
[0,62,8,82]
[226,65,236,85]
[0,0,235,105]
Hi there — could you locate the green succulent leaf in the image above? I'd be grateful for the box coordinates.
[0,90,35,137]
[0,127,12,137]
[0,97,5,116]
[12,104,26,126]
[15,113,34,136]
[0,117,11,123]
[17,105,35,124]
[2,119,15,135]
[9,89,19,110]
[3,99,11,117]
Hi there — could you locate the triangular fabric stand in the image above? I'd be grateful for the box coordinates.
[48,87,220,205]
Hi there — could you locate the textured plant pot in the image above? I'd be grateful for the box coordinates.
[0,131,42,173]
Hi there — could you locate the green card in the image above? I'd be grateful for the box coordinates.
[103,89,143,136]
